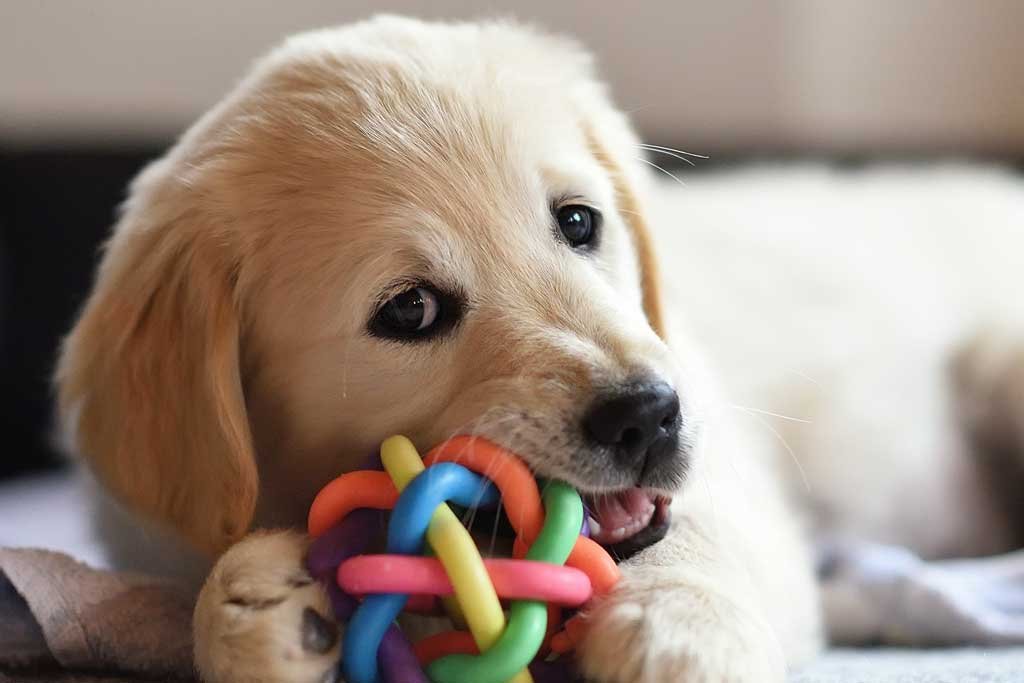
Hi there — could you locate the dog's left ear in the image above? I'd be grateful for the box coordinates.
[55,158,259,557]
[583,113,666,340]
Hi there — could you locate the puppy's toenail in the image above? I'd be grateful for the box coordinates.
[301,607,338,653]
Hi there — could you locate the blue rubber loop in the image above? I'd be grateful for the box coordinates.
[342,463,498,683]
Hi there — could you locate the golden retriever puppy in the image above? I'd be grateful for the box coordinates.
[56,16,820,681]
[60,14,1024,683]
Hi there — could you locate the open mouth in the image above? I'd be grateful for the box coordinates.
[584,489,672,561]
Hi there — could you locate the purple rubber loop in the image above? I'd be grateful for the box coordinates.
[379,628,428,683]
[308,509,380,583]
[306,484,427,682]
[579,502,591,538]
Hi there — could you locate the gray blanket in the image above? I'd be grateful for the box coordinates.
[2,545,1023,682]
[794,647,1024,682]
[2,471,1023,682]
[0,548,194,681]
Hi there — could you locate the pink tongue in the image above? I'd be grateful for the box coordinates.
[591,488,654,531]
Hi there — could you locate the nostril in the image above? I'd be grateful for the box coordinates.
[660,398,681,430]
[620,426,644,449]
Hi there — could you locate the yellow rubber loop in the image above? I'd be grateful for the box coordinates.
[425,544,467,628]
[380,436,533,683]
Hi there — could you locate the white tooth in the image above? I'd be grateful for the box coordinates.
[588,517,602,536]
[612,527,627,540]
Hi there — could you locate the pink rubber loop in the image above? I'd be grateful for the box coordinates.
[339,555,593,607]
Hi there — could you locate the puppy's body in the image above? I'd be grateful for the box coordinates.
[651,165,1024,559]
[56,16,1024,683]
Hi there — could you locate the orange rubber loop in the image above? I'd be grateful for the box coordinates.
[566,536,620,596]
[307,470,398,537]
[548,630,573,655]
[549,613,591,654]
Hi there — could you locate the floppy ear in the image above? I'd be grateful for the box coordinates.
[584,120,667,340]
[56,166,258,557]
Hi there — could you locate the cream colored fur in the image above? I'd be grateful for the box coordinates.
[55,15,1024,683]
[655,164,1024,559]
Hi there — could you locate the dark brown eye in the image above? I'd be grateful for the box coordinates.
[556,204,600,248]
[369,284,465,342]
[371,287,441,339]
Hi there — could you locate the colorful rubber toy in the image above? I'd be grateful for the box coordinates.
[305,434,620,683]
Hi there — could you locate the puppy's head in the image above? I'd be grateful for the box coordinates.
[57,17,705,558]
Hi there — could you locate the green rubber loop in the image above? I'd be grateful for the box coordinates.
[427,481,584,683]
[525,481,584,564]
[427,601,546,683]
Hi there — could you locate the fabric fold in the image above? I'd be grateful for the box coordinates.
[0,548,194,680]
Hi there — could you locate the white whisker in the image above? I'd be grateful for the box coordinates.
[635,157,688,188]
[487,491,503,557]
[640,146,695,167]
[639,143,708,160]
[734,406,812,493]
[731,404,812,424]
[787,369,822,387]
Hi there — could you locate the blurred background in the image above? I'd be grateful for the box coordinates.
[2,0,1023,480]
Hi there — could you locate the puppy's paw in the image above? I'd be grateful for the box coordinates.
[577,570,785,683]
[194,530,341,683]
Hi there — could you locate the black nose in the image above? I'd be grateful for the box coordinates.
[583,380,681,463]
